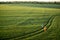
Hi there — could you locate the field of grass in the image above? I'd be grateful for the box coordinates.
[0,3,60,40]
[24,16,60,40]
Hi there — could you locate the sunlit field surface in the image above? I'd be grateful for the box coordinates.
[0,3,60,40]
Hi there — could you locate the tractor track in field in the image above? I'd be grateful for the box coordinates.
[0,16,55,40]
[13,16,55,40]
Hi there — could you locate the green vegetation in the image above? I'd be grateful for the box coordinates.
[25,16,60,40]
[0,3,60,40]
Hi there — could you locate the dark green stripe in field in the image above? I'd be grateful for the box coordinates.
[0,4,60,9]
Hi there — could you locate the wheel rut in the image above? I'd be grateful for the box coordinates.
[0,16,55,40]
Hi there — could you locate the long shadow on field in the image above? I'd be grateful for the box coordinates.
[0,4,60,9]
[0,16,55,40]
[18,4,60,9]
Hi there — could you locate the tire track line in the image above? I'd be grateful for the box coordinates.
[10,16,55,40]
[0,16,55,40]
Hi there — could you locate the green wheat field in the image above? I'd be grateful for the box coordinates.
[0,3,60,40]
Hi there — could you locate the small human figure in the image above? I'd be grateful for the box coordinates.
[43,26,47,32]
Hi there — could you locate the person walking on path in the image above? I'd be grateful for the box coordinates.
[41,24,47,32]
[43,26,47,32]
